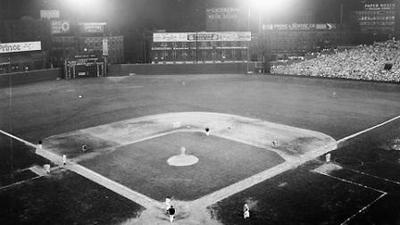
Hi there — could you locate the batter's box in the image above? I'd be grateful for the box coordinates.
[80,132,285,201]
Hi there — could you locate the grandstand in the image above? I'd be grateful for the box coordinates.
[271,39,400,83]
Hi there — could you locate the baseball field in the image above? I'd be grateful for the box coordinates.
[0,74,399,224]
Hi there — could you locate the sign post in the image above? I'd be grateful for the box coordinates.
[102,37,109,76]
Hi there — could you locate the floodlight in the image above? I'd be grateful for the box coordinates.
[248,0,292,14]
[63,0,105,16]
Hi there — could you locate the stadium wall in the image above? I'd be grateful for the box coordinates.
[0,68,62,88]
[108,62,256,76]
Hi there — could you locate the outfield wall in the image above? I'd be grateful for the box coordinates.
[109,62,257,76]
[0,68,62,88]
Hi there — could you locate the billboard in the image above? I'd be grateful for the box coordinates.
[365,3,395,11]
[51,20,70,34]
[356,6,396,31]
[102,38,109,56]
[206,8,240,20]
[79,22,106,33]
[0,41,41,54]
[40,10,60,19]
[262,23,337,31]
[153,32,251,42]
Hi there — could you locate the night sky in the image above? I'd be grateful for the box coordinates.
[0,0,365,62]
[0,0,364,31]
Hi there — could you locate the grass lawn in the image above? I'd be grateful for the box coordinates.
[208,162,382,225]
[0,170,144,225]
[81,132,285,201]
[0,134,49,176]
[210,117,400,225]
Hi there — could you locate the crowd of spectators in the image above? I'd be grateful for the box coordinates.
[271,39,400,83]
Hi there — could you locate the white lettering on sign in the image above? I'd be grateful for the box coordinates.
[153,32,251,42]
[0,41,41,54]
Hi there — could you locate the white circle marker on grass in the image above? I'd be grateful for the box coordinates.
[167,147,199,167]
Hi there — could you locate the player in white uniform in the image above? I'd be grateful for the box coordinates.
[165,196,172,212]
[62,154,67,166]
[243,203,250,219]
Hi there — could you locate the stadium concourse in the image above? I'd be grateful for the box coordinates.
[272,39,400,83]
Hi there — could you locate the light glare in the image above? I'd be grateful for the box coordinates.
[249,0,292,13]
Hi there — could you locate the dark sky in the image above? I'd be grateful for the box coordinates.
[1,0,365,30]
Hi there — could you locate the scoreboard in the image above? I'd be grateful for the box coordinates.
[151,32,251,64]
[355,1,396,33]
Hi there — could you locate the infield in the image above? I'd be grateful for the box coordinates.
[41,112,336,205]
[80,132,285,201]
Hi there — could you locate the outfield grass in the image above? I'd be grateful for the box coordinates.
[209,116,400,225]
[81,132,285,201]
[332,119,400,182]
[209,161,382,225]
[0,134,49,176]
[1,75,399,142]
[0,170,144,225]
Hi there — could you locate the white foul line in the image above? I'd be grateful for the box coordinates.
[348,168,400,186]
[314,170,388,225]
[314,170,386,194]
[340,193,387,225]
[0,130,37,148]
[0,176,42,192]
[337,114,400,144]
[0,129,160,209]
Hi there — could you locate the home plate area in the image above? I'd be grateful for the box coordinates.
[43,112,336,203]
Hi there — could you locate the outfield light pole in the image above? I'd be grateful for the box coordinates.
[246,0,292,73]
[248,0,269,74]
[246,5,260,74]
[247,6,251,74]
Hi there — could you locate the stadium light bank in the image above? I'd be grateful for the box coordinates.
[63,0,106,16]
[244,0,294,32]
[247,0,293,14]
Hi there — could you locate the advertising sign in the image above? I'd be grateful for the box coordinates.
[263,23,336,31]
[206,7,240,20]
[102,38,109,56]
[187,33,219,41]
[0,41,41,54]
[365,3,395,11]
[79,22,106,33]
[356,8,396,30]
[40,10,60,19]
[153,32,251,42]
[51,20,70,34]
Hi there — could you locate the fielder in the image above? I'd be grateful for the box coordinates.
[62,154,67,166]
[165,196,172,212]
[243,203,250,219]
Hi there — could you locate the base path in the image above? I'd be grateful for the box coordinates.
[3,112,339,224]
[44,112,336,162]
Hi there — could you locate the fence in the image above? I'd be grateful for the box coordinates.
[0,68,62,88]
[109,62,257,76]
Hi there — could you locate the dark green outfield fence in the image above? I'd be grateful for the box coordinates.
[109,62,257,76]
[0,63,258,88]
[0,68,62,88]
